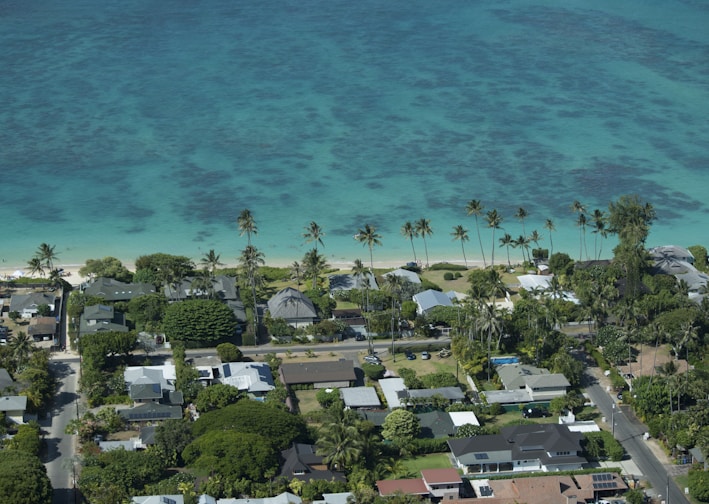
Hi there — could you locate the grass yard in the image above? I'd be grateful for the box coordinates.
[373,350,461,381]
[293,389,321,415]
[403,453,456,473]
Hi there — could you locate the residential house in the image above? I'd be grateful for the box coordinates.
[340,386,381,409]
[28,316,58,342]
[383,268,421,284]
[649,245,695,264]
[267,288,318,328]
[448,424,586,474]
[377,468,462,499]
[449,411,481,430]
[80,304,129,334]
[279,443,346,482]
[407,386,466,406]
[9,293,56,318]
[417,411,457,439]
[120,365,183,422]
[279,360,356,389]
[485,363,569,404]
[328,272,378,295]
[84,277,155,302]
[378,378,407,409]
[0,395,27,424]
[219,362,275,398]
[217,492,302,504]
[131,496,184,504]
[412,289,453,315]
[312,493,354,504]
[164,275,238,301]
[517,275,580,304]
[0,368,16,393]
[331,308,367,338]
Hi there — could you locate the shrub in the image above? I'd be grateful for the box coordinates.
[443,272,454,281]
[316,388,339,408]
[361,363,385,381]
[429,263,468,271]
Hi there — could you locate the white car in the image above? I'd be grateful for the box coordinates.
[421,351,431,360]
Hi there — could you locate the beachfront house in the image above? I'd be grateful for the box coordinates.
[84,277,156,302]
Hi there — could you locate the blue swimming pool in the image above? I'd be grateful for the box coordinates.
[490,357,520,365]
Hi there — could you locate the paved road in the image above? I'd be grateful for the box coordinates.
[45,360,80,504]
[582,364,688,504]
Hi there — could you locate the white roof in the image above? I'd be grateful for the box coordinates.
[220,362,275,393]
[379,378,406,409]
[448,411,480,427]
[340,387,381,408]
[124,365,176,392]
[312,493,354,504]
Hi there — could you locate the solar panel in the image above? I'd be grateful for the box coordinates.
[592,473,613,482]
[474,453,489,460]
[162,498,177,504]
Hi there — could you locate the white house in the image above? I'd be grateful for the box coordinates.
[412,289,453,315]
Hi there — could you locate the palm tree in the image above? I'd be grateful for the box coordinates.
[9,331,33,371]
[515,234,532,264]
[515,207,529,238]
[302,249,329,290]
[239,245,265,341]
[451,225,470,268]
[317,421,364,471]
[303,221,325,253]
[591,209,607,260]
[26,257,45,278]
[465,199,487,268]
[352,258,372,352]
[499,233,514,269]
[570,201,586,260]
[400,221,418,263]
[544,218,556,256]
[415,218,433,268]
[237,208,257,246]
[290,261,302,286]
[35,243,58,271]
[485,209,503,267]
[383,273,404,359]
[191,269,215,299]
[356,224,382,272]
[477,304,502,381]
[200,249,224,278]
[576,213,588,260]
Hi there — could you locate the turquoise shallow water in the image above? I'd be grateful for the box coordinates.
[1,0,708,269]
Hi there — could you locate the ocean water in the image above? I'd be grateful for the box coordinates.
[1,0,708,269]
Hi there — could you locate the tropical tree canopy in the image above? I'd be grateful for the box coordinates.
[163,299,238,344]
[0,450,52,504]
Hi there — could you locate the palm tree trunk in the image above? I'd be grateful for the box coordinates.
[475,217,487,268]
[409,238,417,262]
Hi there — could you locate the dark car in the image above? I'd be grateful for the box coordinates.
[355,333,366,341]
[522,407,550,419]
[405,350,416,360]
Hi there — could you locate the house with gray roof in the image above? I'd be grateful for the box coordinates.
[412,289,453,315]
[119,402,183,423]
[28,316,58,342]
[312,493,354,504]
[0,395,28,424]
[132,495,184,504]
[217,492,301,504]
[379,378,407,409]
[267,288,318,328]
[279,443,345,483]
[219,362,275,397]
[328,272,378,294]
[383,268,421,284]
[80,304,129,334]
[279,360,356,389]
[417,411,457,438]
[492,363,569,403]
[9,293,56,318]
[0,369,16,393]
[340,386,381,409]
[84,277,156,302]
[448,424,586,474]
[164,275,239,301]
[407,386,466,405]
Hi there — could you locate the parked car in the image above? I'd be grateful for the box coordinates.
[355,333,366,341]
[364,354,381,365]
[522,407,550,418]
[438,348,452,358]
[421,351,431,360]
[405,350,416,360]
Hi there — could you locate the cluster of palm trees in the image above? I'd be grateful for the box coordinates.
[26,243,59,278]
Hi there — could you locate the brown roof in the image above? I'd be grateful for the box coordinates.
[28,317,57,336]
[377,478,429,496]
[421,468,462,485]
[279,360,356,385]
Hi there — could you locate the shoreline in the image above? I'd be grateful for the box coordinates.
[0,256,490,287]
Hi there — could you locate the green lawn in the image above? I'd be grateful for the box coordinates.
[403,453,455,473]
